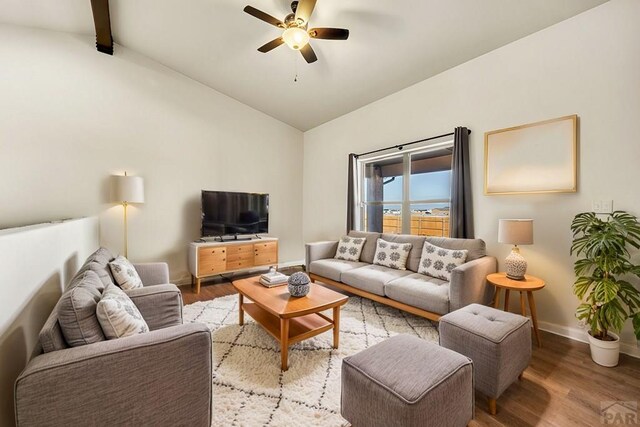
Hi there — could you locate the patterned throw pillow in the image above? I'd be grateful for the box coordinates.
[372,238,412,270]
[109,255,143,290]
[334,236,366,262]
[96,284,149,339]
[418,241,468,281]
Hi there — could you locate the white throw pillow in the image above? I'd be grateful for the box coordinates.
[372,238,412,270]
[334,236,367,262]
[96,284,149,339]
[418,241,468,281]
[109,255,143,290]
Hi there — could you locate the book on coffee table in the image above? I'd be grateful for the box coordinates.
[260,271,288,287]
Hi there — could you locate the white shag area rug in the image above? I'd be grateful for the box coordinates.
[183,294,439,427]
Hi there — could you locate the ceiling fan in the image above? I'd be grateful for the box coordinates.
[243,0,349,64]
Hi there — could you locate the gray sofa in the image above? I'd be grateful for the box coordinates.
[14,247,212,427]
[306,231,497,320]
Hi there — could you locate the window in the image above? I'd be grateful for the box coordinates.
[356,142,452,237]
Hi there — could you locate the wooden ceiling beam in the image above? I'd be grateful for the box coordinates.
[90,0,113,55]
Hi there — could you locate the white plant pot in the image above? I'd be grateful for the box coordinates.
[587,331,620,367]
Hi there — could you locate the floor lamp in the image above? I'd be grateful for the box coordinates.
[113,172,145,257]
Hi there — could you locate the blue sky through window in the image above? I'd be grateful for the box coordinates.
[383,170,452,202]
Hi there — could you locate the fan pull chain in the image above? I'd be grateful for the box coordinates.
[294,54,299,83]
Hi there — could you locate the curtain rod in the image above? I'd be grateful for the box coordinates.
[353,129,471,158]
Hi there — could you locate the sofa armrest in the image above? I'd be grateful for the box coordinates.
[133,262,170,286]
[449,256,498,311]
[305,241,339,271]
[15,323,211,427]
[125,284,183,330]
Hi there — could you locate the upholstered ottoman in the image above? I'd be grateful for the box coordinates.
[439,303,531,415]
[341,334,474,427]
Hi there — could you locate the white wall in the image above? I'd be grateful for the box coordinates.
[0,24,305,282]
[303,0,640,355]
[0,218,99,426]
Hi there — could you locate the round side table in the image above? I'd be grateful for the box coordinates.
[486,272,545,348]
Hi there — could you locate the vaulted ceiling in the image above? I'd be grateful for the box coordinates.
[1,0,607,130]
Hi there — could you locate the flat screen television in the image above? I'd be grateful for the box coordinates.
[201,190,269,238]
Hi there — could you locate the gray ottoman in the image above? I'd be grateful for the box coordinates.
[341,334,473,427]
[439,303,531,415]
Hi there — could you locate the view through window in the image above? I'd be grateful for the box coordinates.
[358,144,452,237]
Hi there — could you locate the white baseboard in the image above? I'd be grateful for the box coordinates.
[278,259,305,269]
[538,321,640,359]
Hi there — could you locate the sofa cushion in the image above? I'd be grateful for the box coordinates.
[426,237,485,261]
[334,235,367,262]
[39,299,69,353]
[96,284,149,339]
[348,231,380,264]
[381,234,426,272]
[57,270,106,347]
[309,259,369,282]
[71,247,116,289]
[385,273,450,315]
[341,265,412,296]
[109,255,144,290]
[373,238,412,270]
[417,241,468,281]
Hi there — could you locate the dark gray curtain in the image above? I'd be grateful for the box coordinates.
[366,165,383,233]
[346,153,357,232]
[450,127,474,238]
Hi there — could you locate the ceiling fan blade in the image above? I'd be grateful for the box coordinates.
[309,27,349,40]
[258,37,284,53]
[243,5,284,28]
[300,43,317,63]
[294,0,317,25]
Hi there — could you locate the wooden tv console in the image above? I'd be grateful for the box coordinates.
[188,237,278,293]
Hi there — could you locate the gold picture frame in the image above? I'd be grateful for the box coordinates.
[484,114,578,195]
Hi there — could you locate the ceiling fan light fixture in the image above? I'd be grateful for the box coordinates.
[282,27,310,50]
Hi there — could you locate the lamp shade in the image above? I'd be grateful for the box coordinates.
[112,175,145,203]
[498,219,533,245]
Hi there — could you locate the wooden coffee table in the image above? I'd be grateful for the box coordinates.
[232,276,348,371]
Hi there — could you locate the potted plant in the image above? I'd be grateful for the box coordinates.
[570,211,640,367]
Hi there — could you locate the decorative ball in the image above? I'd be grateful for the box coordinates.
[288,272,311,297]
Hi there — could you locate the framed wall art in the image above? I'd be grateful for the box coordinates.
[484,114,578,195]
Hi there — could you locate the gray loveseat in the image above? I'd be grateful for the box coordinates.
[14,247,212,427]
[306,231,497,321]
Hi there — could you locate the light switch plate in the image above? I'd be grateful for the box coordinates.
[592,200,602,212]
[592,200,614,214]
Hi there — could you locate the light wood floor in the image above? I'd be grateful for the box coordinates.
[180,277,640,427]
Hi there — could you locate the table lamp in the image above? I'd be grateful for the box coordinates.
[112,172,145,257]
[498,219,533,280]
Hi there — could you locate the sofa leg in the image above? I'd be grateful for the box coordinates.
[488,398,497,415]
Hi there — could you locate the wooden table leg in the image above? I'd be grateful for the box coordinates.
[504,289,511,311]
[280,318,289,371]
[488,398,497,415]
[519,292,526,316]
[493,288,502,308]
[527,291,542,348]
[195,277,201,294]
[191,275,194,289]
[333,306,340,349]
[238,294,244,326]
